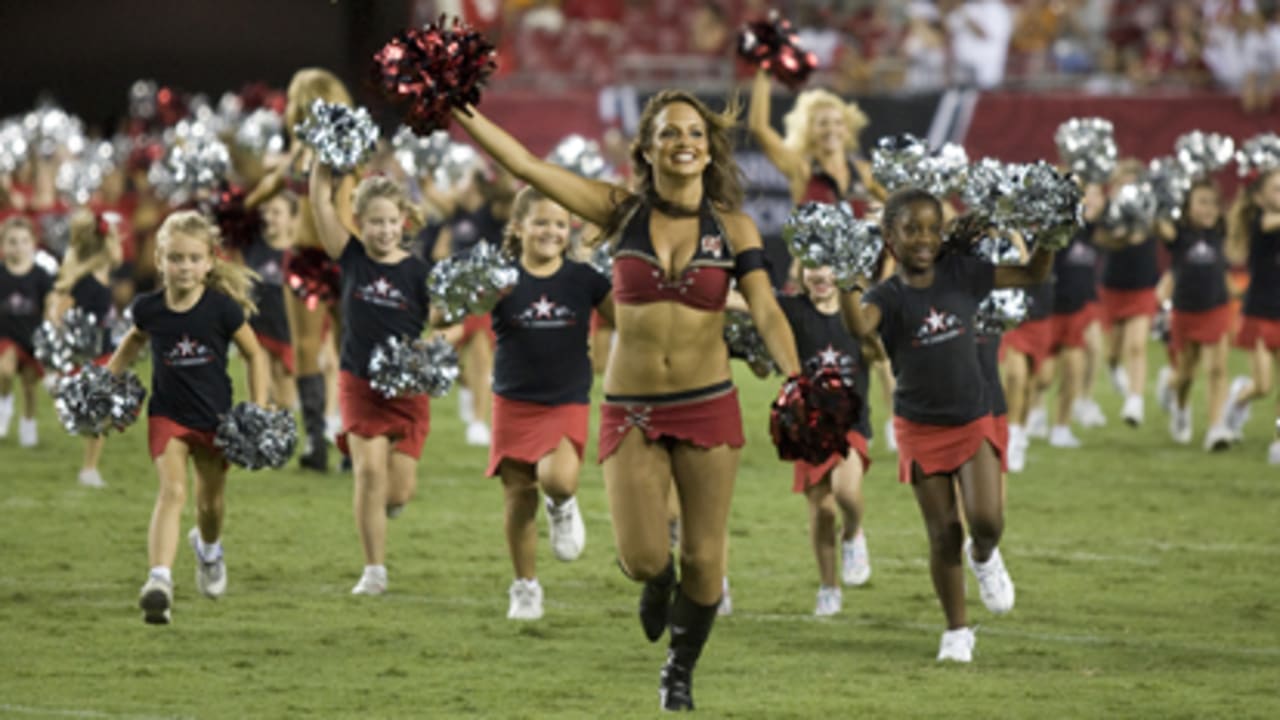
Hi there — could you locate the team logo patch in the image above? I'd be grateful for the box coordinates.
[700,234,723,257]
[163,334,215,368]
[913,306,964,347]
[515,293,576,328]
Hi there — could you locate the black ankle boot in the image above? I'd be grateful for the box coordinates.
[637,557,676,643]
[659,588,718,712]
[296,374,328,472]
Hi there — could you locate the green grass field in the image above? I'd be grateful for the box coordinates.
[2,343,1278,719]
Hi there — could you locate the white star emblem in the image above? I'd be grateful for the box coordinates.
[373,277,393,296]
[532,295,555,319]
[176,336,198,356]
[817,344,842,366]
[924,307,949,333]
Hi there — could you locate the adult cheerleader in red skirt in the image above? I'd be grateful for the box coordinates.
[46,209,124,486]
[1153,180,1233,450]
[1223,168,1280,462]
[487,187,614,620]
[455,91,801,710]
[311,165,433,595]
[242,190,297,409]
[0,216,54,448]
[842,189,1055,662]
[1049,184,1107,438]
[1001,277,1055,472]
[777,265,873,616]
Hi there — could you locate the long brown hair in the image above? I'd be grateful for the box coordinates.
[156,210,259,315]
[1227,168,1280,264]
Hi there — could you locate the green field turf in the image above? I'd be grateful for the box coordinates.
[1,344,1278,719]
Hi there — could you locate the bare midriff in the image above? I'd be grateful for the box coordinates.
[603,302,730,396]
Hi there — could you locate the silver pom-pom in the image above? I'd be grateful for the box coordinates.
[428,242,519,323]
[55,152,110,205]
[129,79,159,121]
[1103,182,1157,233]
[214,402,298,470]
[294,99,379,173]
[587,241,613,278]
[1175,131,1235,178]
[873,134,967,197]
[1236,133,1280,179]
[109,306,135,350]
[54,366,146,436]
[33,309,104,374]
[0,120,29,174]
[1147,156,1194,221]
[782,202,883,290]
[1054,117,1116,184]
[148,137,230,205]
[547,134,610,180]
[965,160,1081,247]
[367,335,460,399]
[38,214,71,258]
[433,142,482,190]
[235,108,286,156]
[724,310,778,377]
[392,126,452,179]
[34,249,60,277]
[975,289,1030,335]
[23,105,85,158]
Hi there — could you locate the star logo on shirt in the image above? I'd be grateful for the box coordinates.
[817,344,842,366]
[372,277,393,296]
[532,295,556,319]
[924,307,950,333]
[175,336,199,356]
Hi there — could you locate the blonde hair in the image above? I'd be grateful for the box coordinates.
[502,186,569,258]
[1227,168,1280,264]
[156,210,259,315]
[782,89,869,156]
[352,175,422,231]
[285,68,353,140]
[54,209,116,293]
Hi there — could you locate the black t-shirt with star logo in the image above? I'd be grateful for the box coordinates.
[131,287,246,431]
[492,260,611,405]
[338,238,431,379]
[0,263,54,356]
[70,274,117,356]
[777,293,872,439]
[243,236,290,343]
[1052,225,1100,315]
[865,252,995,426]
[1169,225,1228,313]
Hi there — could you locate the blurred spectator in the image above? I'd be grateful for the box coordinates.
[943,0,1016,88]
[688,1,732,57]
[900,3,948,91]
[1010,0,1062,78]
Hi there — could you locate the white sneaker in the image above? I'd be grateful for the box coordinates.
[324,414,342,445]
[937,627,975,662]
[465,420,491,446]
[188,528,227,599]
[1268,440,1280,466]
[1007,426,1027,473]
[138,574,173,625]
[1026,406,1049,440]
[18,418,37,447]
[717,576,733,616]
[458,387,475,424]
[841,531,871,586]
[1122,394,1144,427]
[77,468,106,488]
[1156,366,1175,415]
[965,539,1015,615]
[545,495,586,561]
[1223,376,1253,441]
[883,419,897,452]
[1204,425,1233,452]
[1169,405,1192,445]
[1109,364,1130,396]
[1073,397,1107,428]
[351,567,387,596]
[507,578,544,620]
[1048,425,1082,449]
[0,394,12,437]
[814,586,842,616]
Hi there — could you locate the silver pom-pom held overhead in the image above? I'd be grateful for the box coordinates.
[782,202,883,291]
[294,99,379,174]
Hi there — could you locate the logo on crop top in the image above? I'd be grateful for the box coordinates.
[1186,240,1218,265]
[163,334,215,368]
[354,276,408,310]
[3,292,37,317]
[913,306,964,347]
[700,234,724,258]
[515,294,577,329]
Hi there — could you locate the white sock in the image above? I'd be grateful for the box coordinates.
[149,566,172,584]
[0,394,12,412]
[196,535,222,562]
[516,577,540,589]
[364,564,387,578]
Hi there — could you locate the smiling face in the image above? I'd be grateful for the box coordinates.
[261,194,294,243]
[158,231,213,294]
[1,224,35,268]
[518,199,571,265]
[644,101,710,179]
[802,265,837,302]
[887,199,944,274]
[809,104,850,156]
[358,197,404,260]
[1186,185,1220,229]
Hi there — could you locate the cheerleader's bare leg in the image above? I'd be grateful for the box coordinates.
[911,467,967,630]
[500,460,540,580]
[149,439,193,569]
[348,434,391,565]
[805,478,839,588]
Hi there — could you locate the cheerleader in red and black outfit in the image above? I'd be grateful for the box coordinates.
[311,167,433,596]
[1049,183,1107,436]
[1001,277,1055,471]
[842,188,1055,662]
[1222,168,1280,462]
[1154,180,1233,450]
[487,187,614,620]
[243,191,297,409]
[0,216,54,447]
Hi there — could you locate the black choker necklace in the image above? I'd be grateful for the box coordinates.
[648,190,700,218]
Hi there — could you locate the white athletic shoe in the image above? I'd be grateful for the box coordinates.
[1048,425,1082,449]
[1072,397,1107,428]
[841,531,871,586]
[138,574,173,625]
[717,576,733,616]
[458,387,475,424]
[1223,376,1253,441]
[188,528,226,599]
[1169,405,1192,445]
[0,394,12,437]
[1203,425,1233,452]
[324,414,342,445]
[814,586,842,617]
[18,418,37,447]
[465,421,491,446]
[1109,364,1130,396]
[1156,366,1176,415]
[1007,426,1027,473]
[1268,440,1280,466]
[937,627,975,662]
[1026,406,1049,440]
[1122,394,1144,427]
[883,419,897,452]
[546,495,586,561]
[965,539,1015,615]
[77,468,106,488]
[507,578,544,620]
[351,567,388,596]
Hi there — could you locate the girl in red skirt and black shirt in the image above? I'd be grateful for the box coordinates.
[0,216,54,448]
[1049,186,1107,436]
[1223,168,1280,462]
[843,188,1055,662]
[109,211,269,624]
[242,191,297,409]
[311,168,433,596]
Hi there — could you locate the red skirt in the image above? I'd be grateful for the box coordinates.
[487,395,589,476]
[893,414,1004,485]
[1050,303,1096,351]
[147,415,225,466]
[792,430,871,493]
[0,339,45,378]
[336,371,431,459]
[1000,317,1053,371]
[1098,287,1159,326]
[598,383,744,463]
[255,332,296,375]
[1171,304,1232,353]
[1235,315,1280,351]
[460,314,496,346]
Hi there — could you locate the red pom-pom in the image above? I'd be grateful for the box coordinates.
[210,186,261,252]
[737,12,818,91]
[238,82,286,115]
[285,247,342,311]
[372,16,497,134]
[769,368,863,464]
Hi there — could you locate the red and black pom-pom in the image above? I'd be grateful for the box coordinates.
[769,368,863,465]
[372,16,497,135]
[738,12,819,91]
[210,185,261,252]
[285,247,342,311]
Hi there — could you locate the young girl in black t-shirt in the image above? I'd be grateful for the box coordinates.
[842,188,1055,663]
[108,210,269,625]
[312,168,433,596]
[0,216,54,448]
[47,210,124,487]
[487,187,614,620]
[241,191,298,409]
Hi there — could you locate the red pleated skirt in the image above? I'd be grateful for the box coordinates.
[0,338,44,378]
[1050,303,1096,351]
[1001,317,1054,370]
[1098,287,1158,326]
[336,371,431,459]
[893,414,1005,485]
[487,395,589,476]
[147,415,225,466]
[598,384,744,463]
[1170,303,1232,352]
[792,430,871,493]
[255,332,296,375]
[1235,315,1280,351]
